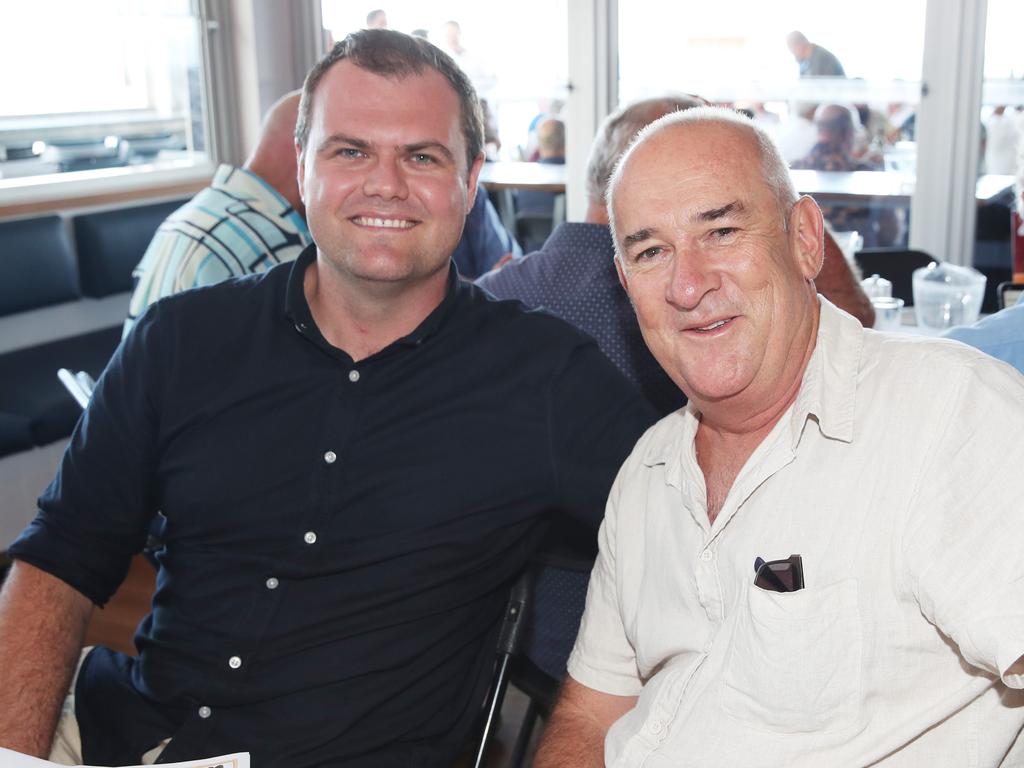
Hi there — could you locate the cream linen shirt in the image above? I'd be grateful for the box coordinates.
[568,298,1024,767]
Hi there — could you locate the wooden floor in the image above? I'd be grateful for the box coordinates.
[83,555,543,765]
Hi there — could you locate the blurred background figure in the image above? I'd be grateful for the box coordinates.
[984,105,1023,174]
[773,102,821,163]
[786,30,845,77]
[365,9,388,29]
[853,98,895,156]
[793,103,877,171]
[792,103,901,247]
[512,116,566,251]
[516,117,565,213]
[480,98,501,160]
[440,20,497,100]
[523,99,566,160]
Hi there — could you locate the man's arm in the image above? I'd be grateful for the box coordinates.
[534,677,637,768]
[0,561,93,757]
[816,230,875,327]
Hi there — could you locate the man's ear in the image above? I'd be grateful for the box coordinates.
[789,195,825,280]
[295,143,306,205]
[614,255,630,294]
[466,152,485,213]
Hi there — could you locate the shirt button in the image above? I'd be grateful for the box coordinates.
[198,705,212,719]
[348,369,360,382]
[228,655,242,669]
[699,549,713,562]
[294,321,307,333]
[304,531,317,545]
[648,719,665,735]
[323,450,337,464]
[265,577,279,590]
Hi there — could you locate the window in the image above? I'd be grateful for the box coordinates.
[0,0,213,202]
[319,1,569,162]
[618,1,927,251]
[980,0,1024,176]
[972,0,1024,308]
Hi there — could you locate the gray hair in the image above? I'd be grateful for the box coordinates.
[607,106,798,252]
[585,94,708,206]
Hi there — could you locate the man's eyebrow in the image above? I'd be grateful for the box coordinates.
[405,142,455,162]
[622,228,655,248]
[317,135,455,163]
[318,133,370,152]
[696,200,746,222]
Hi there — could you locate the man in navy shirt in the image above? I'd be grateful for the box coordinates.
[0,30,654,767]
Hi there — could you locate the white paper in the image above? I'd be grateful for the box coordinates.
[0,748,249,768]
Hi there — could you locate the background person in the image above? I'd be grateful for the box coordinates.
[792,103,900,247]
[786,30,845,77]
[365,9,387,29]
[125,91,310,335]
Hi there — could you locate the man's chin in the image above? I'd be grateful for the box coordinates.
[669,367,752,408]
[348,260,450,289]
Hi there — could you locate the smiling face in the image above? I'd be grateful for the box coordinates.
[612,120,824,423]
[297,60,482,293]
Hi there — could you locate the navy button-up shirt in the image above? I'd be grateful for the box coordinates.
[477,223,686,416]
[10,245,656,767]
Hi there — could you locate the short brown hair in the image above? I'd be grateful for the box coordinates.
[295,29,484,171]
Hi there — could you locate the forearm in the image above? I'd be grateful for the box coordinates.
[816,231,875,327]
[0,561,93,757]
[534,706,608,768]
[534,678,637,768]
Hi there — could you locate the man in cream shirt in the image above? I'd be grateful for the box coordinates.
[534,107,1024,767]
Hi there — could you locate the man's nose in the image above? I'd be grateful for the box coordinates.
[665,247,720,310]
[362,156,409,200]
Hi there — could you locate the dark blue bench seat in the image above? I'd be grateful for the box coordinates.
[0,198,188,460]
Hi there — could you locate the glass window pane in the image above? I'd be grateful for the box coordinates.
[618,2,927,252]
[320,2,570,251]
[319,1,569,163]
[975,0,1023,309]
[0,0,208,182]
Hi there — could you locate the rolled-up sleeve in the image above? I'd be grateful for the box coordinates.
[902,355,1024,688]
[8,304,167,606]
[567,470,644,696]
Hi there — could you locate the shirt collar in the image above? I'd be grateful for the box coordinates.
[641,296,863,476]
[283,245,463,357]
[786,296,861,449]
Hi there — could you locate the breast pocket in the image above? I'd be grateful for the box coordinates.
[721,578,862,734]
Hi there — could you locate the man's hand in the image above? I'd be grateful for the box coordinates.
[534,677,637,768]
[0,561,93,757]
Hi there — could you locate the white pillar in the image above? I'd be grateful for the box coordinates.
[565,0,617,221]
[911,0,988,265]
